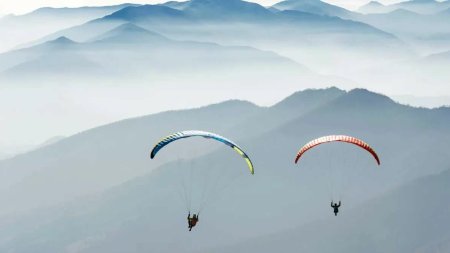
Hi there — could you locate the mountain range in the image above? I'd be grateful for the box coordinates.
[0,4,138,53]
[6,0,414,87]
[0,22,309,85]
[354,7,450,44]
[34,0,400,49]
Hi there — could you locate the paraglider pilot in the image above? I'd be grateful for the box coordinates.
[331,201,341,216]
[187,212,199,231]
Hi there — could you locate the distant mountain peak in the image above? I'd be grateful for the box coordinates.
[48,36,76,44]
[343,88,396,106]
[161,1,190,10]
[184,0,270,17]
[358,1,388,13]
[104,5,185,22]
[199,99,259,111]
[289,87,345,98]
[366,1,385,6]
[91,23,169,43]
[274,87,346,108]
[29,3,140,15]
[273,0,353,18]
[109,23,151,33]
[388,8,419,15]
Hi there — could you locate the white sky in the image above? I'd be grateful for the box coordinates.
[0,0,403,15]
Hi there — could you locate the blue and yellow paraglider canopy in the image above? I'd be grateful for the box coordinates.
[150,130,254,174]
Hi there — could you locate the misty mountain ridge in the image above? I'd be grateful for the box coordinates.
[47,36,78,45]
[41,0,398,42]
[364,1,385,6]
[357,0,387,15]
[0,3,139,53]
[0,21,309,83]
[21,3,139,16]
[0,87,448,209]
[388,8,421,16]
[161,1,190,10]
[104,4,186,22]
[89,23,169,44]
[12,0,414,87]
[23,0,411,80]
[417,49,450,76]
[333,88,396,108]
[273,86,345,109]
[358,0,450,14]
[183,0,272,19]
[353,4,450,54]
[2,52,101,78]
[104,1,311,22]
[273,0,356,18]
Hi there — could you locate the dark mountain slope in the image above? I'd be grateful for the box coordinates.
[205,167,450,253]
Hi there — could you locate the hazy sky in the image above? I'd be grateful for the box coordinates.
[0,0,403,15]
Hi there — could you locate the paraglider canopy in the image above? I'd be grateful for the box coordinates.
[150,130,254,174]
[295,135,380,165]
